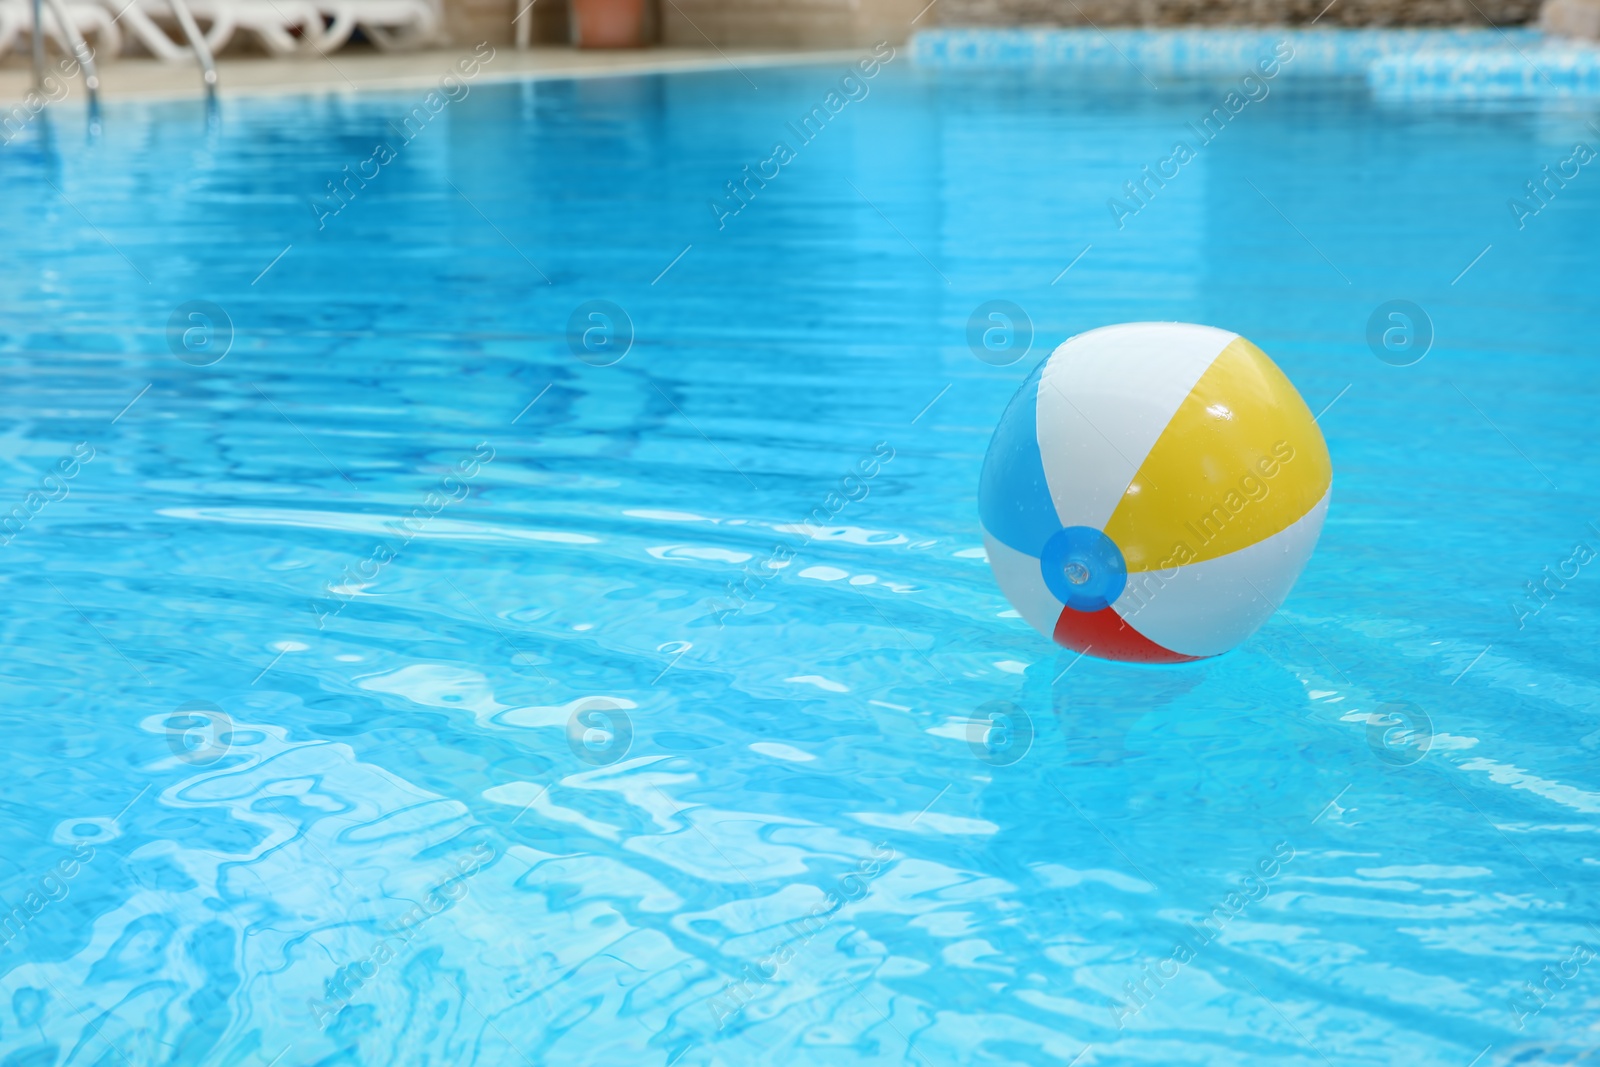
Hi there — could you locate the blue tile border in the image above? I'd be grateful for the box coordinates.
[909,27,1600,97]
[1370,46,1600,98]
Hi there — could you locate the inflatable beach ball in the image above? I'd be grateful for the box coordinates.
[979,323,1331,663]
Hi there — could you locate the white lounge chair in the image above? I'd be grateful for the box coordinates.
[188,0,321,54]
[102,0,191,59]
[312,0,438,50]
[0,0,120,63]
[106,0,320,57]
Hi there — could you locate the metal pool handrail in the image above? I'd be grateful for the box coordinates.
[29,0,43,90]
[33,0,100,106]
[28,0,218,103]
[167,0,220,97]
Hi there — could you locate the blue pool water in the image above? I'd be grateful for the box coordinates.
[2,41,1600,1067]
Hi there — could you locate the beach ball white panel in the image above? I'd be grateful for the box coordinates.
[1034,322,1237,531]
[982,530,1066,637]
[1108,490,1331,658]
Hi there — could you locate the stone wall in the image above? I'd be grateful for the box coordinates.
[438,0,1540,50]
[441,0,941,48]
[441,0,513,46]
[660,0,927,47]
[443,0,575,45]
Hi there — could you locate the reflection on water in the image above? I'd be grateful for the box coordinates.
[0,57,1598,1067]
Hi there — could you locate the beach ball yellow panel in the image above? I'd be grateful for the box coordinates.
[979,322,1331,663]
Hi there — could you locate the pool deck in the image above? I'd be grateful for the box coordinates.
[6,27,1593,109]
[0,45,857,105]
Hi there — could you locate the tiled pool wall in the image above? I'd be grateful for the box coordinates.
[910,27,1600,98]
[928,0,1540,25]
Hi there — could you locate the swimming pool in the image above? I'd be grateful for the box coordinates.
[2,32,1599,1066]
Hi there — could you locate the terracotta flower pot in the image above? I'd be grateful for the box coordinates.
[570,0,648,48]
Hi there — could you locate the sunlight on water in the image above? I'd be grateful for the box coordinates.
[0,51,1597,1067]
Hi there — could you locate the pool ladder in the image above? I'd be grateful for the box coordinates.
[29,0,218,108]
